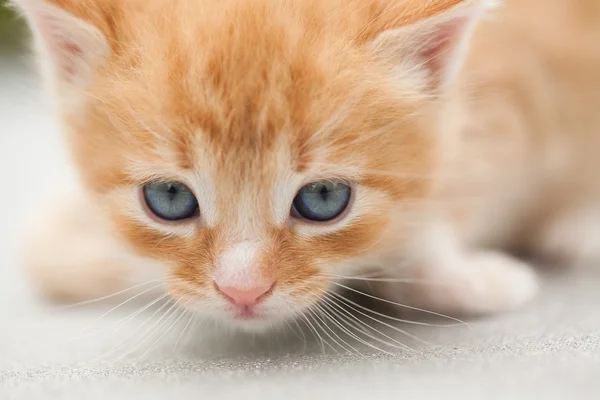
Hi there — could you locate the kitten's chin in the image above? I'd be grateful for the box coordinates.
[203,304,310,334]
[216,313,291,334]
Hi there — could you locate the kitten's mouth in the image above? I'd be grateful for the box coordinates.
[233,306,264,321]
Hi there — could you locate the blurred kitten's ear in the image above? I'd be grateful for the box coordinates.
[370,0,496,93]
[11,0,110,88]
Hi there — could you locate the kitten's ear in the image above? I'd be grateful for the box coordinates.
[12,0,110,88]
[370,0,496,93]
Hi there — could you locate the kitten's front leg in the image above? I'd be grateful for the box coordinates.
[378,227,539,316]
[22,189,163,303]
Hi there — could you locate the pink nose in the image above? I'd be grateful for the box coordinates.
[216,283,274,306]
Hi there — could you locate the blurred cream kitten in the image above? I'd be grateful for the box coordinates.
[14,0,600,331]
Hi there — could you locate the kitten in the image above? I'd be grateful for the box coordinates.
[14,0,600,331]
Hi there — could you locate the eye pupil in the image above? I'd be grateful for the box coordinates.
[292,181,351,222]
[143,181,199,221]
[320,186,328,198]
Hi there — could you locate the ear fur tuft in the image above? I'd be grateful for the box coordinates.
[370,0,498,92]
[11,0,110,89]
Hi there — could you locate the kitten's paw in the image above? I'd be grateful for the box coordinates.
[389,252,539,316]
[22,191,153,303]
[461,252,539,314]
[532,209,600,268]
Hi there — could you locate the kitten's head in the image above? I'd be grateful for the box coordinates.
[16,0,492,331]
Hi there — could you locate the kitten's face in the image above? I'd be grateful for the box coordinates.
[18,0,485,330]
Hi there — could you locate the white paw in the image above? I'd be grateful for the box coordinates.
[21,191,160,303]
[464,252,539,314]
[391,252,539,317]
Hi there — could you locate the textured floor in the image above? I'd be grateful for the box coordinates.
[1,49,599,400]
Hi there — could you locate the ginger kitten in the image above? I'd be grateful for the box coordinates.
[14,0,600,331]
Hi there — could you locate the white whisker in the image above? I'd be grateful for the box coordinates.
[73,283,166,339]
[311,304,363,356]
[88,292,172,343]
[136,298,193,363]
[109,299,179,363]
[307,312,343,355]
[327,292,425,347]
[321,272,463,287]
[173,310,197,354]
[320,296,413,352]
[299,312,332,354]
[329,281,471,327]
[90,296,173,363]
[313,302,389,356]
[50,279,165,311]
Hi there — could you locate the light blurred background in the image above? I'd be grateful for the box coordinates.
[0,0,73,308]
[0,1,598,399]
[0,0,25,50]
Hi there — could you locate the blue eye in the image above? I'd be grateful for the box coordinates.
[292,181,352,222]
[143,181,199,221]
